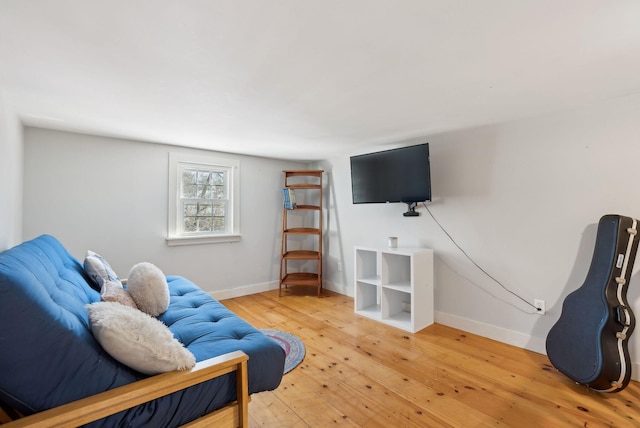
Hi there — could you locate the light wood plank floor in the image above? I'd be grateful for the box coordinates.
[222,289,640,427]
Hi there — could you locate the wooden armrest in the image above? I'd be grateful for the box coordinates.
[3,350,249,428]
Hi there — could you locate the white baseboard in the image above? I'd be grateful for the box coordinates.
[211,280,279,301]
[435,311,640,382]
[323,280,353,297]
[435,311,546,354]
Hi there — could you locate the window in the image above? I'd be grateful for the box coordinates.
[167,153,240,245]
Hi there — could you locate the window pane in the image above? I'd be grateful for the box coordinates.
[213,217,225,231]
[212,185,225,199]
[197,171,212,185]
[182,184,197,198]
[213,203,225,217]
[184,203,198,216]
[197,184,211,199]
[212,172,224,186]
[184,217,197,232]
[182,170,197,185]
[198,218,212,231]
[198,203,212,216]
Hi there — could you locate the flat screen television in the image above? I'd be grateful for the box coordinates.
[350,143,431,216]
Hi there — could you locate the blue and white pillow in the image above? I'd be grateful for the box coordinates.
[84,250,121,289]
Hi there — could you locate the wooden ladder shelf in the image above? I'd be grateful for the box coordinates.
[279,170,323,297]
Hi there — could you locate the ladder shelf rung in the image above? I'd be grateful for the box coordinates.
[284,227,321,235]
[285,184,322,190]
[288,204,320,210]
[281,272,320,286]
[283,250,320,260]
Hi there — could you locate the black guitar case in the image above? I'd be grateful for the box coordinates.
[546,214,639,392]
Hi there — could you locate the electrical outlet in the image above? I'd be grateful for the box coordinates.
[338,262,343,272]
[534,299,546,315]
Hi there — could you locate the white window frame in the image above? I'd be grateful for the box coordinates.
[167,152,240,246]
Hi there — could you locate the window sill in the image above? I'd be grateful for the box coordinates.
[166,234,241,246]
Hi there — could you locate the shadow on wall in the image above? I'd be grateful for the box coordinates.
[324,170,350,293]
[528,222,599,348]
[528,220,640,363]
[271,185,285,282]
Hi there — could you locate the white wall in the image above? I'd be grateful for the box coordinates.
[19,93,640,378]
[0,88,22,251]
[318,93,640,377]
[23,127,307,296]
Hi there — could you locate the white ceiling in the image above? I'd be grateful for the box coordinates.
[1,1,640,161]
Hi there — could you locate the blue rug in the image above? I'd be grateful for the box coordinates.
[260,329,305,374]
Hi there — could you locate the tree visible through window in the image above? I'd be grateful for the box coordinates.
[180,167,226,233]
[167,153,240,245]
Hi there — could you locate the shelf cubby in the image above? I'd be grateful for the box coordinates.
[354,246,433,333]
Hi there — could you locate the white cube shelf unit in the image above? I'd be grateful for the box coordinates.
[354,246,434,333]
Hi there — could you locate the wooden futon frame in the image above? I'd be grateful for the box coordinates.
[0,351,249,428]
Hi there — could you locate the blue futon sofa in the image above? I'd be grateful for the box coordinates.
[0,235,285,427]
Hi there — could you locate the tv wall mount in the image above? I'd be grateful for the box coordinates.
[403,202,420,217]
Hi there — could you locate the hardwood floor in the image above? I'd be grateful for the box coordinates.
[222,289,640,427]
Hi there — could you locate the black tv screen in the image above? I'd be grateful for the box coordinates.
[350,143,431,205]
